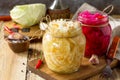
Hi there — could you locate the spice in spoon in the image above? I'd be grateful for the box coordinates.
[4,26,26,41]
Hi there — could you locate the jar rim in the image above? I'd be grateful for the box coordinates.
[48,19,82,37]
[77,10,109,25]
[47,28,82,38]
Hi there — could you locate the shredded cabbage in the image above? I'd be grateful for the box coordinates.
[10,3,46,27]
[43,31,86,73]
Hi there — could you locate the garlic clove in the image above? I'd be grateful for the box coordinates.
[39,22,48,30]
[89,54,99,65]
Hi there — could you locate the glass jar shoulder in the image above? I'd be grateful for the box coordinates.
[43,31,86,46]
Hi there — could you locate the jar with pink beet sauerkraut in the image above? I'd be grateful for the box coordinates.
[77,11,112,58]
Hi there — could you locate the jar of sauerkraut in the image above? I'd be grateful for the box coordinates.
[42,19,86,74]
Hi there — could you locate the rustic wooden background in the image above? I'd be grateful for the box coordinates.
[0,0,120,15]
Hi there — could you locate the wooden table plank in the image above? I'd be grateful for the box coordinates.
[0,40,28,80]
[27,40,45,80]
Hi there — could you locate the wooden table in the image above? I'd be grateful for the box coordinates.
[0,38,120,80]
[1,19,120,80]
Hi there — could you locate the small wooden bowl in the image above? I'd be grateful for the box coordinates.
[6,36,30,53]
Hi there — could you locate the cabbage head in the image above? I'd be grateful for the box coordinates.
[10,3,46,27]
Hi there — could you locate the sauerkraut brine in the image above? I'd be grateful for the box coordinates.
[42,19,86,74]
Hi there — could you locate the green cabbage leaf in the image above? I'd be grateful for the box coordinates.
[10,3,46,27]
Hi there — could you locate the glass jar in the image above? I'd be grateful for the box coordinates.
[42,20,86,74]
[77,11,112,58]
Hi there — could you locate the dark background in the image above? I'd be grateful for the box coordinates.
[0,0,120,15]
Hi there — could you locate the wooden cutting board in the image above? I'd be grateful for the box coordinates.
[28,55,118,80]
